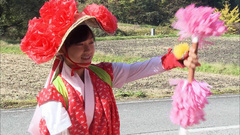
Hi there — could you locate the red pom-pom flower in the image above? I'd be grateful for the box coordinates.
[82,3,118,34]
[21,18,61,64]
[40,0,78,37]
[20,0,78,64]
[20,1,117,64]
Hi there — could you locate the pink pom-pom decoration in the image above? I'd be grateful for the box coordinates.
[82,3,118,34]
[172,4,227,48]
[20,0,78,64]
[169,79,212,128]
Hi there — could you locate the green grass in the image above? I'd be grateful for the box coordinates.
[211,88,240,95]
[93,52,148,63]
[0,100,37,109]
[117,22,177,36]
[1,33,238,43]
[221,34,240,37]
[118,23,158,28]
[177,62,239,76]
[94,53,239,76]
[1,43,239,76]
[0,44,23,54]
[95,34,177,41]
[1,37,239,108]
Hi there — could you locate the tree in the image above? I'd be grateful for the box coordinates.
[106,0,170,25]
[0,0,46,40]
[106,0,200,25]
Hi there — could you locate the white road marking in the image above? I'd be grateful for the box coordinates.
[188,125,240,133]
[133,125,240,134]
[117,94,240,105]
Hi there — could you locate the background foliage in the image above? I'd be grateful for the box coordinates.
[0,0,239,40]
[0,0,46,40]
[216,1,240,34]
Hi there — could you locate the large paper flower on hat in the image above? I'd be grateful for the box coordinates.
[20,0,118,64]
[20,0,78,64]
[81,3,118,34]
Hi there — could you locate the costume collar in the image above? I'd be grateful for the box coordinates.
[61,61,95,127]
[62,61,85,99]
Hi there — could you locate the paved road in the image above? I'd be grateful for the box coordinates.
[1,94,239,135]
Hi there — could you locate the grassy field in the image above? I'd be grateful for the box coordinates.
[1,41,239,76]
[0,28,239,108]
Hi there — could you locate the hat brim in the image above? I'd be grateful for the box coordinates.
[57,15,104,52]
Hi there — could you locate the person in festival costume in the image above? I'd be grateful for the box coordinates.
[21,0,200,134]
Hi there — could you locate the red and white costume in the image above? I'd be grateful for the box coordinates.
[21,1,186,135]
[28,57,166,135]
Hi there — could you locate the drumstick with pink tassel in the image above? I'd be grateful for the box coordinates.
[169,4,227,135]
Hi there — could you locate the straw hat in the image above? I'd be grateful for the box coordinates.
[20,0,117,64]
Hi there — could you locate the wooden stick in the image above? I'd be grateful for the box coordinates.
[188,37,199,83]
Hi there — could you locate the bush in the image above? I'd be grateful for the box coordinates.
[231,22,240,34]
[156,26,176,35]
[113,23,176,37]
[215,1,240,34]
[91,27,128,37]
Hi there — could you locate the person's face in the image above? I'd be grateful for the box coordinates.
[66,33,95,66]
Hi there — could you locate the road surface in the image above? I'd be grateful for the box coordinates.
[1,94,239,135]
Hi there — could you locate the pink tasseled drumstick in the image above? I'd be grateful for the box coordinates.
[172,4,227,48]
[170,4,227,135]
